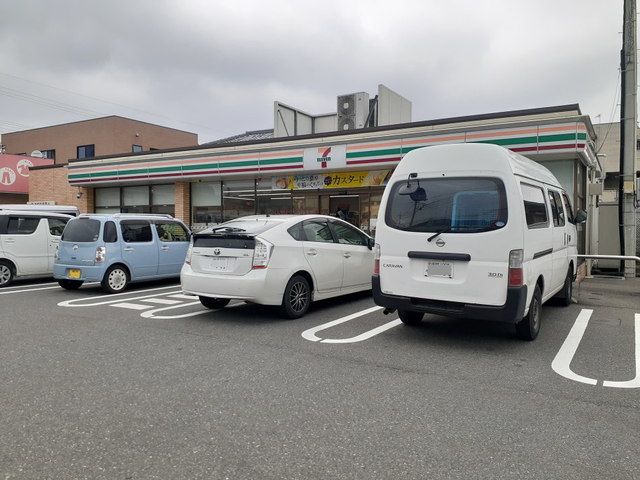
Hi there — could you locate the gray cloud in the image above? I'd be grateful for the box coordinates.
[0,0,626,142]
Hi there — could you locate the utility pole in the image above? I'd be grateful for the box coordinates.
[618,0,637,277]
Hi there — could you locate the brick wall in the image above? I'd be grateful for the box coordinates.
[174,182,190,225]
[29,166,93,213]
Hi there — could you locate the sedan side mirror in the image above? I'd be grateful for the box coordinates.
[575,209,587,224]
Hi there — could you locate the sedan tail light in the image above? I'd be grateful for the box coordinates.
[252,238,273,269]
[185,245,192,265]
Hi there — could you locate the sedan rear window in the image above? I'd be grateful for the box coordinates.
[62,218,101,242]
[386,177,508,233]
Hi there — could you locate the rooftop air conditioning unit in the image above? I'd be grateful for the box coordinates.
[337,92,369,131]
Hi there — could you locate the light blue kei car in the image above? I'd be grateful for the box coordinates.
[54,214,191,293]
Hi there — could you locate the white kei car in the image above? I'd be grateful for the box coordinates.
[180,215,375,318]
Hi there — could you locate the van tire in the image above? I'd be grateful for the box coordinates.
[199,297,230,309]
[555,268,573,307]
[101,265,129,294]
[280,274,311,319]
[58,279,83,290]
[515,285,541,341]
[0,261,14,287]
[398,310,424,326]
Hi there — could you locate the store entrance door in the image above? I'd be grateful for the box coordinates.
[327,195,360,227]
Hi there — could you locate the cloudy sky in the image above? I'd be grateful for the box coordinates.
[0,0,626,143]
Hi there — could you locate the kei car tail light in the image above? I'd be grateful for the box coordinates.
[373,243,381,276]
[252,238,273,269]
[508,249,524,287]
[95,246,106,263]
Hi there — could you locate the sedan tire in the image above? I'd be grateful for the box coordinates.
[280,274,311,319]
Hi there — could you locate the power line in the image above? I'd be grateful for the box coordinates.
[596,68,622,154]
[0,71,231,136]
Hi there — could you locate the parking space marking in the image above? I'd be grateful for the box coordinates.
[301,306,401,344]
[167,294,198,300]
[57,286,180,308]
[1,282,100,295]
[140,301,242,319]
[603,314,640,389]
[551,309,597,386]
[552,309,640,389]
[110,302,154,310]
[141,298,182,305]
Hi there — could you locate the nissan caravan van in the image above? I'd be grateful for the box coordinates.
[373,143,586,340]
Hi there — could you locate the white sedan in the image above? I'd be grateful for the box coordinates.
[180,215,374,318]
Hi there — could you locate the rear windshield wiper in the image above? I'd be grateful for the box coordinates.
[427,225,498,241]
[427,227,452,242]
[209,226,246,233]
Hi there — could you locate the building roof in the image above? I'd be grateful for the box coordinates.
[202,129,274,146]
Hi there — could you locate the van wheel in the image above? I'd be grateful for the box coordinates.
[280,274,311,319]
[58,279,83,290]
[101,265,128,294]
[199,297,230,309]
[516,285,541,341]
[555,268,573,307]
[398,310,424,326]
[0,261,14,287]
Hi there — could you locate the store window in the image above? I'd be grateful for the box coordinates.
[223,180,255,221]
[192,181,222,229]
[41,149,55,160]
[95,187,121,214]
[122,186,150,213]
[77,144,95,159]
[151,184,175,215]
[256,178,292,215]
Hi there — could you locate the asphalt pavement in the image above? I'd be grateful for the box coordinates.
[0,277,638,479]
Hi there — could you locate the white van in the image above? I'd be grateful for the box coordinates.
[372,143,586,340]
[0,204,80,216]
[0,210,72,287]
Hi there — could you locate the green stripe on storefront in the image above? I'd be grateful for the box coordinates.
[259,157,303,165]
[346,148,402,159]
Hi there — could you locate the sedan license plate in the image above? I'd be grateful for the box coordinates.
[207,257,228,271]
[67,268,81,279]
[425,261,453,278]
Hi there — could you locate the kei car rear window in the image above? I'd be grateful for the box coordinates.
[61,218,101,242]
[385,177,508,233]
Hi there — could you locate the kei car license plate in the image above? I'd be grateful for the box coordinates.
[208,257,228,271]
[67,268,81,279]
[425,261,453,278]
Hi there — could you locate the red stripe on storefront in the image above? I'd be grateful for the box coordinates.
[259,164,304,171]
[346,157,402,165]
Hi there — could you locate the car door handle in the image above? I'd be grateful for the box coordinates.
[160,246,170,251]
[343,252,351,258]
[4,238,14,243]
[306,249,318,256]
[123,247,134,252]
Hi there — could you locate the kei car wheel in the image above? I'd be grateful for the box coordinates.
[398,310,424,326]
[58,279,84,290]
[0,261,14,287]
[101,265,129,294]
[199,297,231,309]
[516,285,541,341]
[281,274,311,319]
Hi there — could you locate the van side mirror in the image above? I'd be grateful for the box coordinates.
[575,209,587,224]
[366,236,374,250]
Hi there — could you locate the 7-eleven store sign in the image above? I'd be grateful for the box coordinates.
[303,145,346,171]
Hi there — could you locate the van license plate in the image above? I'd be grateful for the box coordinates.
[67,269,81,279]
[425,261,453,278]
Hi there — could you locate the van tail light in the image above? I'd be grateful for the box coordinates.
[508,249,524,287]
[185,245,192,265]
[95,246,106,263]
[373,243,381,276]
[252,238,273,269]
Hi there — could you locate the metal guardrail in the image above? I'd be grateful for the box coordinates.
[577,254,640,277]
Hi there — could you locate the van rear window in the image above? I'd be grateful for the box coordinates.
[62,218,101,242]
[385,177,508,233]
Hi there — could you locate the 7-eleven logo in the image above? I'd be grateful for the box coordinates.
[317,147,332,168]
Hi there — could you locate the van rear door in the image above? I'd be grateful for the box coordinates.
[378,176,513,306]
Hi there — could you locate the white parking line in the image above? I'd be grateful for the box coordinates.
[0,282,99,295]
[57,286,181,308]
[140,302,242,319]
[301,306,401,344]
[141,298,182,305]
[551,309,597,386]
[167,294,198,300]
[110,302,153,310]
[603,314,640,389]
